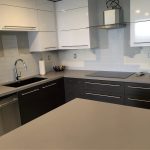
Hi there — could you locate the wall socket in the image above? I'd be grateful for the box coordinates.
[73,53,77,59]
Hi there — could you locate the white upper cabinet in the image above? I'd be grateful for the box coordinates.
[28,32,58,52]
[57,7,89,30]
[35,0,55,11]
[56,0,88,11]
[0,0,36,9]
[0,5,37,31]
[58,28,90,49]
[56,0,98,49]
[130,0,150,46]
[37,10,56,31]
[130,0,150,22]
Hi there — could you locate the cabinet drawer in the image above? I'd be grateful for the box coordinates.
[125,83,150,100]
[125,83,150,109]
[84,80,124,97]
[57,7,89,31]
[84,92,123,105]
[56,0,88,11]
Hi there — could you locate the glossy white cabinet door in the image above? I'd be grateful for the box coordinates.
[29,32,58,52]
[58,28,90,49]
[38,10,56,32]
[57,7,89,31]
[0,5,37,31]
[130,0,150,22]
[0,0,36,9]
[56,0,88,11]
[130,21,150,47]
[35,0,55,11]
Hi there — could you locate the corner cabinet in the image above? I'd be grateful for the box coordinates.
[56,0,99,49]
[130,0,150,47]
[0,5,38,31]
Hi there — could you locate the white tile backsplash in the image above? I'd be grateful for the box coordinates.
[0,32,59,84]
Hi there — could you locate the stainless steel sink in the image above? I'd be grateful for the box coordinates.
[4,77,47,88]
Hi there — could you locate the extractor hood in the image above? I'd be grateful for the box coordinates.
[99,0,126,29]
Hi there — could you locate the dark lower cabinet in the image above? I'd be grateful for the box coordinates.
[64,78,85,102]
[18,85,42,124]
[18,78,65,125]
[125,83,150,109]
[64,78,124,105]
[83,79,124,105]
[40,78,65,112]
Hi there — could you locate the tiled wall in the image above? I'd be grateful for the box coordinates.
[0,32,59,84]
[58,0,150,73]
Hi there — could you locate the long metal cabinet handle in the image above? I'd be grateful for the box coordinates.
[134,42,150,44]
[86,93,121,99]
[0,98,18,108]
[44,47,57,49]
[128,86,150,90]
[85,82,120,87]
[42,83,56,89]
[2,26,37,30]
[128,98,150,103]
[21,89,40,96]
[61,45,88,48]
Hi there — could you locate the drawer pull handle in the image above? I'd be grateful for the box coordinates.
[22,89,40,96]
[44,47,57,49]
[61,45,88,48]
[128,86,150,90]
[2,26,37,30]
[86,93,121,99]
[128,98,150,103]
[0,98,18,108]
[42,83,56,89]
[85,82,120,87]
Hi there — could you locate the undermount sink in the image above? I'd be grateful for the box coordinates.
[4,77,47,88]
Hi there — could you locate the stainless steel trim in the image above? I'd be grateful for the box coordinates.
[22,89,40,96]
[128,98,150,103]
[85,82,120,87]
[128,86,150,90]
[44,47,57,49]
[0,98,18,108]
[61,45,88,48]
[42,83,56,89]
[2,26,37,30]
[134,42,150,44]
[86,93,121,99]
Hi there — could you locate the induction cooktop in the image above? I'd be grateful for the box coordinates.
[87,71,134,79]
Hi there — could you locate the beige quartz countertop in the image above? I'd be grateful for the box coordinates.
[0,70,150,98]
[0,98,150,150]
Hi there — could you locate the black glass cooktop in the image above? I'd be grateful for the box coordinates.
[87,71,134,79]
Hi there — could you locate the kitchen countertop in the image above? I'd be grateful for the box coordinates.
[0,70,150,98]
[0,98,149,149]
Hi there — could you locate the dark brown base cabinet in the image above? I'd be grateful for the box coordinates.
[64,78,124,105]
[18,78,65,125]
[18,77,150,125]
[64,78,150,109]
[124,83,150,109]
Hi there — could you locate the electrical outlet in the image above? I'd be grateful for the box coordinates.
[73,53,77,59]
